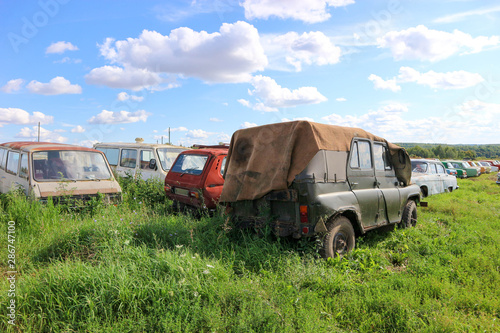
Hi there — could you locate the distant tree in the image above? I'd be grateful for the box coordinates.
[463,150,476,160]
[408,145,430,158]
[432,145,446,159]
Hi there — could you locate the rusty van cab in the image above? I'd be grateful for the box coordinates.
[0,142,121,203]
[221,121,421,258]
[164,145,229,211]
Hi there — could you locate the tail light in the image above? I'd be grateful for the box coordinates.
[299,205,308,223]
[189,190,200,199]
[164,184,171,192]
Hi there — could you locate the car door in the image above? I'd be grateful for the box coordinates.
[347,139,380,228]
[373,142,401,223]
[138,149,157,180]
[429,163,444,194]
[118,148,138,178]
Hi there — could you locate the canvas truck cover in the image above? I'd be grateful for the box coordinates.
[220,121,411,202]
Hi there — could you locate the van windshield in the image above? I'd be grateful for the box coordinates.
[33,150,112,181]
[170,154,208,176]
[157,148,186,171]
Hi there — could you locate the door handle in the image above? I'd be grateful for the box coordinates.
[351,182,358,187]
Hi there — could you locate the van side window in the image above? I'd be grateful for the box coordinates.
[140,150,154,169]
[99,148,119,165]
[19,154,29,179]
[350,141,372,169]
[0,149,5,170]
[120,149,137,168]
[374,143,391,171]
[6,151,20,175]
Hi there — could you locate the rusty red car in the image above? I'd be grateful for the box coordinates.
[164,145,228,211]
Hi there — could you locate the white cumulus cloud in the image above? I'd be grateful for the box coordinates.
[86,66,164,91]
[16,126,67,143]
[321,101,500,144]
[241,121,258,129]
[264,31,341,71]
[242,0,355,23]
[377,25,500,62]
[0,108,53,127]
[71,125,85,133]
[46,41,79,54]
[369,67,485,91]
[1,79,24,93]
[27,77,82,95]
[246,75,327,109]
[92,21,267,85]
[368,74,401,92]
[117,92,145,102]
[88,110,151,124]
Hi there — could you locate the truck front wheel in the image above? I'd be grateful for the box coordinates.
[322,216,355,258]
[400,200,417,228]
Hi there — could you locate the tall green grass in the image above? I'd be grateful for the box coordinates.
[1,175,499,332]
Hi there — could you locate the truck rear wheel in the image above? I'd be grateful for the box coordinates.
[400,200,417,228]
[322,216,355,258]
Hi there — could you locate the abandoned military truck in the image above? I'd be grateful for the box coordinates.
[220,121,421,258]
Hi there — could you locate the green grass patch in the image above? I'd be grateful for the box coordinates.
[1,175,499,332]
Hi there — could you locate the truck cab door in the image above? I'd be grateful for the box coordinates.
[347,139,380,228]
[373,143,401,223]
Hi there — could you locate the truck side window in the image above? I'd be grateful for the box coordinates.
[120,149,137,168]
[350,142,360,168]
[350,141,372,169]
[374,143,391,171]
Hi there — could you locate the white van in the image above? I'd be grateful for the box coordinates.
[0,142,122,202]
[93,141,187,180]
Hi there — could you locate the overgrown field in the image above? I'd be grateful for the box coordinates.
[1,174,499,332]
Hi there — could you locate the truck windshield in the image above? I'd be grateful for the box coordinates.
[33,150,112,181]
[157,148,185,171]
[170,154,208,176]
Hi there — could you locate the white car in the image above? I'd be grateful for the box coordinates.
[411,159,458,197]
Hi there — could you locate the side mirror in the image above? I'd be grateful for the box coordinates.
[149,159,157,170]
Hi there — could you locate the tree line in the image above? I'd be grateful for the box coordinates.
[396,143,500,160]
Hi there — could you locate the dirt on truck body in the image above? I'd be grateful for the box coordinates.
[221,121,421,257]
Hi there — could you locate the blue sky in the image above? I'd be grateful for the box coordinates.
[1,0,499,146]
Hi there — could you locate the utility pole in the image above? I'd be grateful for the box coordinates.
[168,127,171,145]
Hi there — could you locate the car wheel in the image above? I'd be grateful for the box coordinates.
[400,200,417,228]
[322,216,355,258]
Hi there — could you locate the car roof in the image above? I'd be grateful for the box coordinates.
[410,158,441,164]
[0,141,99,153]
[180,148,229,156]
[94,142,186,149]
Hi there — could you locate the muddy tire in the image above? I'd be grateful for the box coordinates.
[322,216,355,258]
[400,200,417,228]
